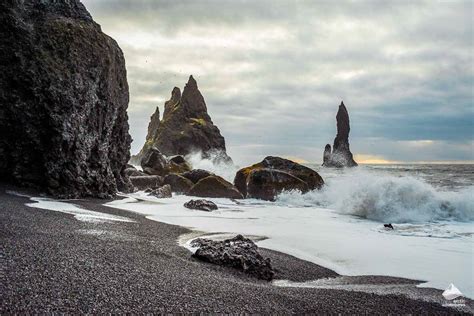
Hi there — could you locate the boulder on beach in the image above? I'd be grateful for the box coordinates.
[148,184,172,198]
[189,176,243,199]
[322,101,358,168]
[184,199,218,212]
[191,234,274,281]
[234,156,324,200]
[163,174,194,194]
[129,175,163,191]
[141,147,191,176]
[134,76,232,163]
[246,169,309,201]
[124,167,145,177]
[0,0,132,198]
[181,169,214,184]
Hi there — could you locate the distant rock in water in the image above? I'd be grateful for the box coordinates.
[322,101,358,168]
[0,0,132,198]
[134,76,231,163]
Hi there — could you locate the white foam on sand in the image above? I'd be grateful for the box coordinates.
[26,197,134,223]
[106,192,473,299]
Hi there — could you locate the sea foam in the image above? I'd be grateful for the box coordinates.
[277,169,474,223]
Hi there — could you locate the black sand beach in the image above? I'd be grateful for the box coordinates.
[0,183,471,314]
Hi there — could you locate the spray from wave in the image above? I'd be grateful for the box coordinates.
[277,169,474,223]
[185,150,238,183]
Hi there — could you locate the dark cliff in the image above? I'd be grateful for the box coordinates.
[0,0,132,197]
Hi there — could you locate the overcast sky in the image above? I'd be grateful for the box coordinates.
[82,0,473,165]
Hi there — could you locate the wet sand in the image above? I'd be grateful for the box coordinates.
[0,183,471,314]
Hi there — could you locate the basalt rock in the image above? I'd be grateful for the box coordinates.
[234,156,324,200]
[135,76,232,163]
[141,147,191,176]
[148,184,172,198]
[163,174,194,194]
[181,169,214,184]
[191,234,274,281]
[246,169,309,201]
[189,175,243,199]
[0,0,132,198]
[184,199,218,212]
[129,175,163,191]
[322,102,358,168]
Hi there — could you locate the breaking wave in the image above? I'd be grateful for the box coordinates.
[185,150,238,183]
[277,169,474,223]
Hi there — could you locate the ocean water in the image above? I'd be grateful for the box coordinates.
[107,162,474,299]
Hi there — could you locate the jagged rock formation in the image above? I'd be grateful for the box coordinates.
[235,156,324,201]
[0,0,132,198]
[322,102,358,168]
[135,76,231,163]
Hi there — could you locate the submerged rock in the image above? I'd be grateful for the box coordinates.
[134,76,232,162]
[234,156,324,200]
[189,175,243,199]
[0,0,132,198]
[184,199,218,212]
[148,184,172,198]
[191,235,274,281]
[322,101,358,168]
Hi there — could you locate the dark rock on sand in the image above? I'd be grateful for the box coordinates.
[163,174,194,194]
[129,175,163,191]
[135,76,232,162]
[189,176,243,199]
[235,156,324,200]
[148,184,172,198]
[181,169,214,184]
[0,0,132,198]
[191,235,274,281]
[322,101,358,168]
[184,199,218,212]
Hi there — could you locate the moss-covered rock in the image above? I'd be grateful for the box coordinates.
[133,76,232,163]
[189,175,243,199]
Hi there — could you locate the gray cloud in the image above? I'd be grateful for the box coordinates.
[82,0,473,165]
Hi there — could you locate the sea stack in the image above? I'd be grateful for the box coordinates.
[322,101,358,168]
[135,76,231,162]
[0,0,132,197]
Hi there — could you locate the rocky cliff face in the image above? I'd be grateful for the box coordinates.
[136,76,231,162]
[322,102,358,168]
[0,0,132,197]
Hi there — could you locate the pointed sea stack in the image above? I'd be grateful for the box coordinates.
[135,76,231,162]
[322,101,358,168]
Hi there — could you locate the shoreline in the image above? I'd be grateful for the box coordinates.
[1,183,472,314]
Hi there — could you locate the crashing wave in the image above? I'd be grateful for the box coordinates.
[277,169,474,223]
